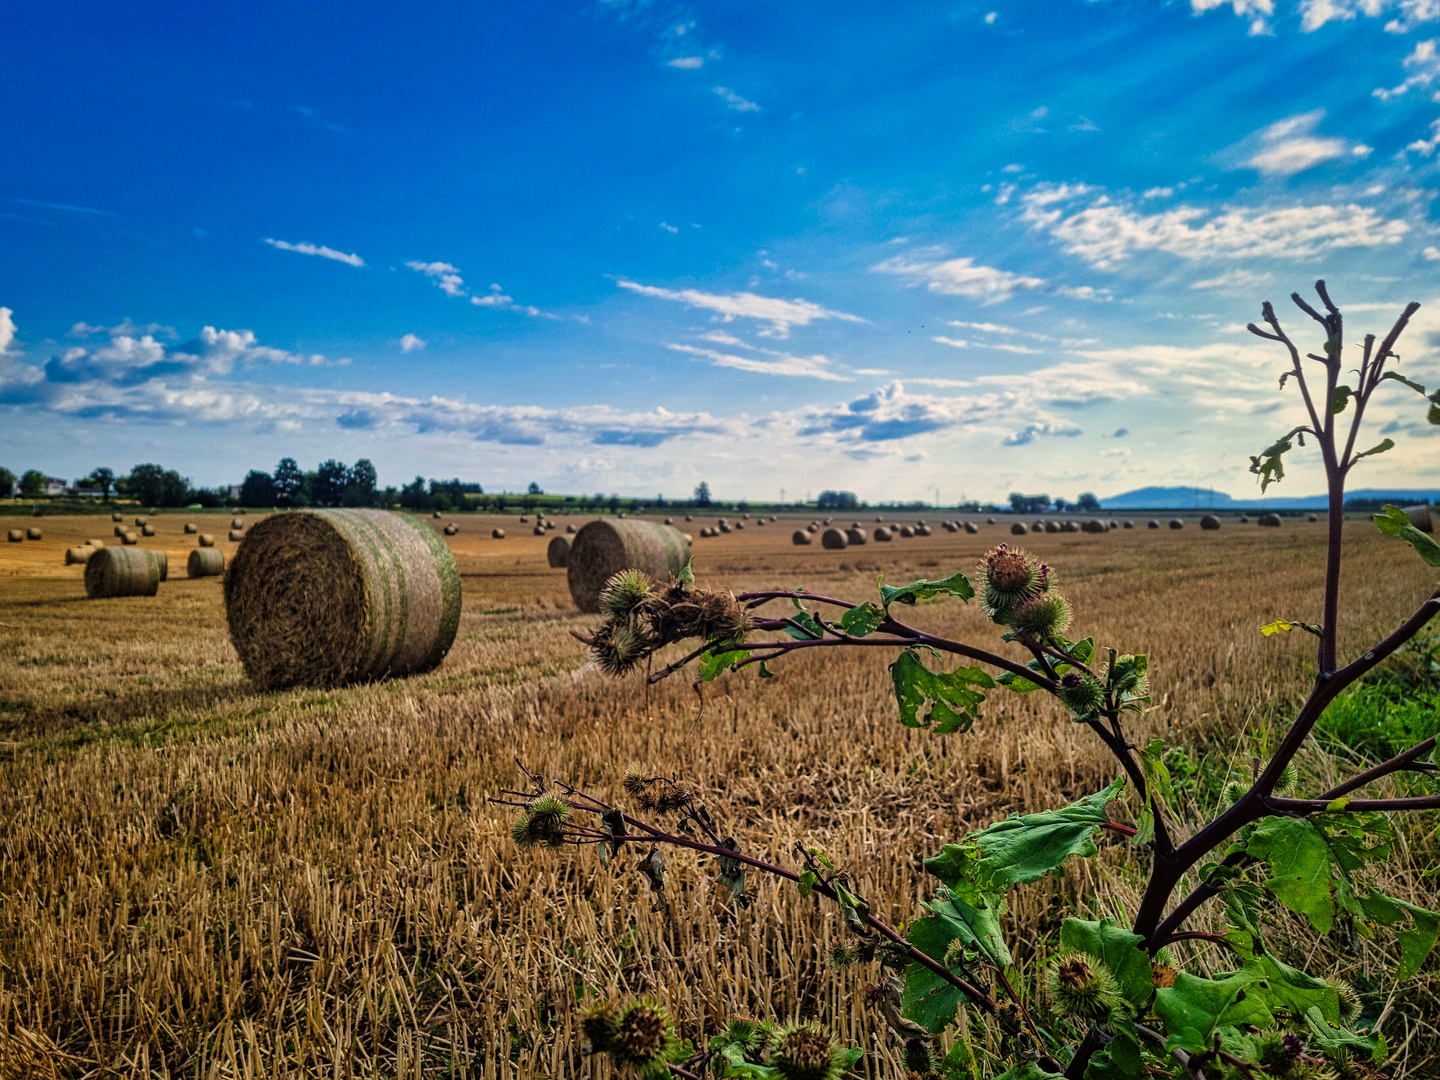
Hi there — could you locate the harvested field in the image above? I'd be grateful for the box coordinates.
[0,511,1436,1077]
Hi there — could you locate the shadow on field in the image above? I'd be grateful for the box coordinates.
[0,681,257,746]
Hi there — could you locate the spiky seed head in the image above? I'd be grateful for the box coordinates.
[654,780,696,814]
[979,544,1044,623]
[1009,591,1072,640]
[1058,671,1105,716]
[511,794,571,848]
[1151,963,1177,988]
[1222,780,1249,806]
[1107,656,1148,698]
[767,1022,843,1080]
[1278,760,1300,795]
[1329,978,1362,1024]
[600,568,656,618]
[610,1000,679,1071]
[720,1019,762,1051]
[827,942,860,970]
[592,623,649,676]
[901,1039,936,1075]
[580,1004,618,1055]
[1044,954,1120,1023]
[623,765,649,799]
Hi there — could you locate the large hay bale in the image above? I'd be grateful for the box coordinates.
[26,527,42,540]
[1240,515,1251,523]
[845,527,868,545]
[184,523,197,534]
[85,547,162,598]
[1169,519,1184,530]
[567,519,690,613]
[141,524,156,537]
[1258,513,1282,528]
[230,517,245,530]
[492,528,506,539]
[121,531,139,545]
[152,550,168,581]
[65,546,93,564]
[519,515,529,523]
[792,529,813,545]
[435,510,444,519]
[228,529,244,542]
[224,509,462,690]
[1200,515,1221,531]
[1402,504,1434,533]
[548,535,572,567]
[821,527,848,549]
[111,512,123,523]
[806,523,818,533]
[198,533,215,547]
[1082,519,1108,533]
[7,530,23,542]
[188,548,224,578]
[1010,522,1027,536]
[664,517,673,525]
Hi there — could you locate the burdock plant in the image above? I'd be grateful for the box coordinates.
[498,284,1440,1079]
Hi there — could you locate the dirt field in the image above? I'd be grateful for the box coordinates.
[1,510,1436,1077]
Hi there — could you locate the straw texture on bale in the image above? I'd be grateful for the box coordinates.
[26,527,42,540]
[84,547,162,598]
[224,509,462,691]
[791,529,812,545]
[7,530,22,543]
[228,529,244,542]
[547,535,572,568]
[1201,515,1222,531]
[65,546,93,564]
[114,525,125,538]
[187,548,225,578]
[152,551,169,581]
[1403,504,1434,533]
[1259,513,1282,527]
[184,523,197,534]
[845,527,867,545]
[821,527,848,550]
[566,519,691,613]
[1010,522,1027,536]
[198,534,215,547]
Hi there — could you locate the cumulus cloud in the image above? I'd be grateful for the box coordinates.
[668,56,704,68]
[0,308,15,354]
[1242,110,1371,176]
[408,261,551,316]
[1019,183,1408,269]
[264,238,365,267]
[616,279,864,337]
[1300,0,1440,34]
[399,333,426,352]
[872,251,1110,304]
[1190,0,1275,35]
[1375,38,1440,100]
[666,343,850,380]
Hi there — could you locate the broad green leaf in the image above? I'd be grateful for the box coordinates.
[1301,1007,1385,1063]
[833,880,870,936]
[880,571,975,608]
[890,649,995,734]
[1243,956,1340,1024]
[1355,438,1395,461]
[1135,739,1176,847]
[1375,504,1440,568]
[796,870,817,898]
[677,557,695,589]
[699,648,749,681]
[1153,970,1275,1053]
[902,915,978,1032]
[992,1065,1064,1080]
[1332,385,1354,414]
[782,610,826,640]
[1245,817,1335,933]
[929,892,1011,967]
[839,601,884,638]
[925,777,1126,905]
[1061,917,1153,1008]
[1380,371,1427,395]
[1358,890,1440,979]
[939,1039,976,1080]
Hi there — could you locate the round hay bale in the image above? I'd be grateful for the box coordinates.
[823,517,833,526]
[86,539,105,548]
[443,523,459,536]
[965,521,980,534]
[683,533,693,543]
[916,524,932,536]
[664,517,673,525]
[685,514,693,522]
[871,526,890,541]
[845,527,868,545]
[65,545,93,564]
[26,527,42,540]
[719,522,732,534]
[184,523,197,534]
[1306,513,1319,523]
[492,528,506,539]
[806,523,818,533]
[875,515,884,523]
[792,529,813,545]
[235,508,246,515]
[433,510,443,519]
[1082,519,1108,533]
[617,512,626,519]
[1108,520,1119,530]
[224,509,461,690]
[198,533,215,547]
[1122,521,1134,529]
[1147,520,1161,529]
[121,531,139,545]
[567,519,691,613]
[821,527,848,549]
[734,521,745,530]
[188,548,225,578]
[533,525,546,536]
[1240,515,1251,523]
[566,524,576,534]
[943,521,957,532]
[85,547,162,598]
[899,525,915,538]
[717,518,727,526]
[548,535,572,567]
[134,516,148,526]
[230,517,244,530]
[1063,521,1080,533]
[1029,522,1042,533]
[1402,504,1434,533]
[228,529,244,542]
[1169,519,1184,530]
[6,529,23,542]
[1045,521,1061,534]
[520,515,529,523]
[1258,513,1282,528]
[1200,515,1222,531]
[111,512,123,523]
[986,517,996,524]
[141,524,156,537]
[742,512,750,519]
[114,524,125,537]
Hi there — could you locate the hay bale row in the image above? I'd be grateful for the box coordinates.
[1011,522,1028,536]
[188,548,224,578]
[85,547,163,598]
[821,527,848,549]
[568,520,690,613]
[548,535,572,567]
[225,509,462,690]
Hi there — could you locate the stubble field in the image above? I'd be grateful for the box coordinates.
[0,510,1436,1078]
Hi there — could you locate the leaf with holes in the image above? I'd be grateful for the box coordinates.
[890,648,995,734]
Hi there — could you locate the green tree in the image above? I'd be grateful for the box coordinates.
[0,467,16,497]
[312,459,348,506]
[528,481,543,495]
[274,457,304,505]
[693,481,712,507]
[345,459,377,507]
[1077,491,1101,511]
[399,476,428,510]
[239,470,276,507]
[86,467,115,499]
[19,469,45,497]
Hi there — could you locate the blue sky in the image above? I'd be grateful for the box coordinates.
[5,0,1440,502]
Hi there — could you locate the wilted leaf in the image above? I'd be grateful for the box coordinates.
[1355,438,1394,461]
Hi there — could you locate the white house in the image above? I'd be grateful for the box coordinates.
[42,475,68,496]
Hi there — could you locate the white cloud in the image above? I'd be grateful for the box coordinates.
[659,222,679,233]
[616,279,865,337]
[1241,110,1372,176]
[667,56,704,68]
[472,285,514,307]
[699,330,747,345]
[1407,117,1440,154]
[407,260,467,297]
[1020,183,1409,269]
[1191,269,1276,290]
[1190,0,1276,34]
[264,238,365,268]
[666,343,850,381]
[984,11,998,23]
[399,334,426,352]
[1143,187,1175,199]
[68,318,177,339]
[0,308,14,354]
[1376,38,1440,99]
[950,320,1018,334]
[932,336,1041,354]
[1424,246,1440,259]
[713,86,760,112]
[873,251,1109,304]
[1299,0,1440,33]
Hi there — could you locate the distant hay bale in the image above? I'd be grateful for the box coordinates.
[134,516,148,526]
[1045,521,1061,534]
[1063,521,1080,533]
[734,521,745,530]
[1147,520,1161,529]
[434,510,444,519]
[916,525,932,536]
[965,521,980,534]
[111,512,123,523]
[684,533,693,543]
[1402,504,1434,533]
[943,521,957,532]
[806,523,818,533]
[1010,523,1028,536]
[1122,521,1134,529]
[520,515,529,523]
[228,529,244,542]
[443,523,459,535]
[533,525,546,536]
[121,531,139,545]
[235,508,246,515]
[719,522,732,534]
[986,517,996,524]
[548,535,572,567]
[875,527,893,541]
[1307,513,1319,523]
[114,524,126,537]
[231,518,244,530]
[65,546,93,564]
[821,527,848,550]
[1240,515,1251,523]
[792,529,813,545]
[718,518,727,527]
[1169,519,1184,530]
[86,539,105,548]
[1258,513,1282,528]
[198,534,215,547]
[188,549,225,578]
[492,528,506,539]
[845,527,868,545]
[141,524,156,536]
[26,527,42,540]
[7,530,22,542]
[85,547,162,598]
[184,523,197,534]
[823,517,833,526]
[685,514,693,522]
[1200,515,1222,531]
[566,524,576,534]
[664,517,673,525]
[225,509,462,690]
[899,525,915,538]
[567,519,690,613]
[1082,519,1108,533]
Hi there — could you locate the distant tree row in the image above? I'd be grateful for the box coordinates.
[1009,491,1100,514]
[238,458,384,508]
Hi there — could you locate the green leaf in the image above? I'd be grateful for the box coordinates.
[699,648,748,681]
[1332,385,1354,414]
[1250,432,1299,492]
[1245,817,1335,933]
[928,891,1012,967]
[757,660,774,679]
[1135,739,1176,847]
[880,571,975,608]
[1380,371,1428,395]
[1061,917,1154,1008]
[995,635,1093,693]
[1301,1006,1385,1062]
[839,601,884,638]
[925,777,1126,905]
[796,870,817,899]
[1243,955,1340,1024]
[782,610,826,640]
[890,649,995,734]
[938,1039,976,1080]
[833,880,871,936]
[992,1066,1064,1080]
[677,557,695,589]
[903,915,979,1032]
[1153,970,1275,1053]
[1260,618,1323,638]
[1375,504,1440,568]
[1355,438,1395,461]
[1357,890,1440,979]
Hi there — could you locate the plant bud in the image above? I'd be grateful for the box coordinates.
[1009,592,1072,640]
[1044,954,1120,1023]
[978,544,1045,624]
[1058,671,1105,716]
[1222,780,1249,806]
[511,793,571,848]
[610,1000,679,1071]
[827,942,861,969]
[767,1021,845,1080]
[720,1018,762,1052]
[1151,963,1177,988]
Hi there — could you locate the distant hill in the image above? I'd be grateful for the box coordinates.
[1100,485,1440,511]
